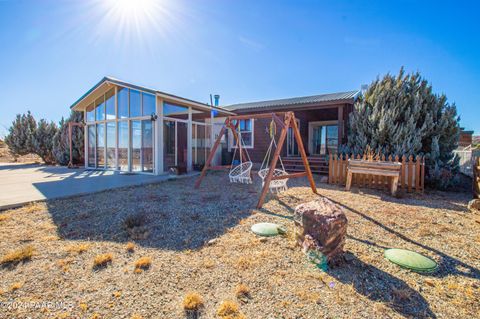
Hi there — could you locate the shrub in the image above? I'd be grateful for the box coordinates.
[134,257,152,272]
[235,284,251,299]
[52,111,84,165]
[32,119,58,164]
[65,243,90,255]
[125,242,135,252]
[93,253,113,269]
[346,67,460,189]
[183,292,204,311]
[10,282,24,291]
[1,245,35,266]
[216,300,245,319]
[4,112,36,159]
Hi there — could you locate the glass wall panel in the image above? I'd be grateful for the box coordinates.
[142,120,154,172]
[130,90,141,118]
[131,120,141,172]
[88,125,96,167]
[86,103,95,122]
[96,123,105,167]
[105,89,115,120]
[163,102,188,120]
[326,125,338,154]
[118,121,129,171]
[163,120,176,172]
[142,93,156,116]
[106,122,116,168]
[117,88,129,119]
[95,96,105,121]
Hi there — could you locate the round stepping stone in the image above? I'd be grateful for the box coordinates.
[384,248,437,273]
[251,223,286,237]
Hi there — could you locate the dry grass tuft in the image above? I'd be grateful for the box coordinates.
[183,292,204,311]
[66,243,91,255]
[134,257,152,272]
[10,282,24,291]
[93,253,113,269]
[216,300,245,319]
[57,258,73,272]
[202,258,215,269]
[131,315,143,319]
[23,202,45,214]
[235,256,252,270]
[392,287,413,301]
[79,303,88,312]
[1,245,35,266]
[0,214,9,222]
[125,242,135,252]
[235,284,251,299]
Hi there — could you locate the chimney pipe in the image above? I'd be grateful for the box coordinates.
[214,94,220,106]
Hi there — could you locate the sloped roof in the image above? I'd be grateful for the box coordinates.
[225,91,360,111]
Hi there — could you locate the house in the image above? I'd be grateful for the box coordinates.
[70,77,359,175]
[223,92,359,173]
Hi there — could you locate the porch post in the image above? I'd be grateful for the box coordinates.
[187,107,193,171]
[155,96,164,174]
[338,105,344,146]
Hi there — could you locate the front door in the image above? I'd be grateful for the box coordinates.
[308,122,338,155]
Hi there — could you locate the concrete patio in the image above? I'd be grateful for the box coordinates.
[0,163,194,210]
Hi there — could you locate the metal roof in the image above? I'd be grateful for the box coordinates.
[69,76,235,115]
[224,90,360,111]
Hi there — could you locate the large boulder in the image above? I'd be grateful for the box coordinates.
[294,198,348,266]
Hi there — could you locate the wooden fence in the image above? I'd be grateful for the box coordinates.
[474,156,480,198]
[328,153,425,193]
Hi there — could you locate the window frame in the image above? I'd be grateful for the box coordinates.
[232,119,254,149]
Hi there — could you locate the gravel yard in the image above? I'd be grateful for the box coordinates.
[0,172,479,318]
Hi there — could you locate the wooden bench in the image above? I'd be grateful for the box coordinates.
[346,159,401,195]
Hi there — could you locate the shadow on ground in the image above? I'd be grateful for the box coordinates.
[45,171,259,250]
[328,255,436,318]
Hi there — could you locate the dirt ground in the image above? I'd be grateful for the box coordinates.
[0,172,479,319]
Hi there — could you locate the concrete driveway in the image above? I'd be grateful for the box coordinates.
[0,163,191,210]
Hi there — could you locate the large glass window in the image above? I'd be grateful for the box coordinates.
[142,93,156,116]
[88,125,95,167]
[106,122,116,168]
[130,90,141,118]
[118,121,129,171]
[164,120,176,171]
[105,89,115,120]
[86,103,95,122]
[95,96,105,121]
[131,120,141,172]
[96,123,105,167]
[163,102,188,120]
[117,87,129,119]
[142,121,154,172]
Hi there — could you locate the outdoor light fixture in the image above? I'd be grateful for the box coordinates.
[151,113,158,121]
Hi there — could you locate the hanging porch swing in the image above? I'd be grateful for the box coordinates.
[258,120,289,193]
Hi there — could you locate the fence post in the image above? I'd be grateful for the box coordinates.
[407,155,414,192]
[401,155,407,189]
[328,153,333,184]
[415,155,421,192]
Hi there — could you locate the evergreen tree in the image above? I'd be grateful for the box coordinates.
[346,68,460,189]
[52,111,84,165]
[4,111,37,158]
[32,119,58,164]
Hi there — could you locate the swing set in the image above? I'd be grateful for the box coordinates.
[194,111,317,208]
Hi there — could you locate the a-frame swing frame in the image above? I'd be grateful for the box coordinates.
[194,111,317,208]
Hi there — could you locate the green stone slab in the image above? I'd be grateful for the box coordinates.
[251,223,286,237]
[385,248,437,273]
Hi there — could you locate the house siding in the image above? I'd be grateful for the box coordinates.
[231,102,354,164]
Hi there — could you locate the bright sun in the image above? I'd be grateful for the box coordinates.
[100,0,170,41]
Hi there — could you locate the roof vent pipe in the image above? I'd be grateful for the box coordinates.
[214,94,220,106]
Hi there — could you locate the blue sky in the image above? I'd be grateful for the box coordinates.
[0,0,479,137]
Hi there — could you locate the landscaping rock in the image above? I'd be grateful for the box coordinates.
[294,197,348,265]
[467,199,480,212]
